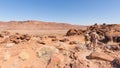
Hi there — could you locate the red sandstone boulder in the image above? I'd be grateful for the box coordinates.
[66,29,77,36]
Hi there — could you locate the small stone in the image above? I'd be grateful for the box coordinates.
[37,41,46,45]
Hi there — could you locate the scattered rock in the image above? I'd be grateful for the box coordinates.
[48,35,56,38]
[59,38,69,42]
[37,41,46,45]
[4,33,31,44]
[69,41,80,45]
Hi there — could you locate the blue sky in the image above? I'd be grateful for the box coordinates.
[0,0,120,25]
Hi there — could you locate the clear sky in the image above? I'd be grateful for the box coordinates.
[0,0,120,25]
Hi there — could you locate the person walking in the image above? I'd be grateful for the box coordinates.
[84,32,91,49]
[90,31,99,49]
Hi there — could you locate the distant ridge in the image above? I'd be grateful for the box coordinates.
[0,20,85,30]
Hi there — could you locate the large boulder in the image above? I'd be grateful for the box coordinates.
[66,29,77,36]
